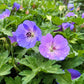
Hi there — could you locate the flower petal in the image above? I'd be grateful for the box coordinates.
[68,69,81,80]
[8,32,17,43]
[82,13,84,18]
[70,24,74,30]
[39,44,50,58]
[53,34,68,49]
[15,24,27,36]
[54,46,70,60]
[41,33,53,46]
[23,20,36,30]
[34,25,42,41]
[17,34,29,48]
[62,22,70,30]
[23,23,30,31]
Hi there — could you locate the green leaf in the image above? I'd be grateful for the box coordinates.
[0,51,12,76]
[67,17,84,25]
[62,57,84,69]
[41,60,64,74]
[78,50,84,57]
[0,64,12,76]
[72,73,84,84]
[15,48,28,59]
[56,70,72,84]
[42,74,56,84]
[29,76,42,84]
[0,4,7,9]
[19,70,36,84]
[19,56,64,84]
[5,76,22,84]
[1,28,12,36]
[43,65,64,74]
[19,56,38,69]
[52,16,63,25]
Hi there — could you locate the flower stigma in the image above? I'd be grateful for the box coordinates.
[50,46,56,52]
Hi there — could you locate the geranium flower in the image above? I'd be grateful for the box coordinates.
[62,22,70,30]
[12,2,20,11]
[62,22,75,30]
[65,12,75,17]
[68,69,81,80]
[70,22,75,30]
[68,4,74,11]
[8,32,17,44]
[0,9,10,19]
[15,20,42,49]
[82,13,84,18]
[39,34,70,61]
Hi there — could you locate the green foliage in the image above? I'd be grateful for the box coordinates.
[0,51,12,76]
[5,76,22,84]
[52,16,64,25]
[42,74,56,84]
[15,47,28,59]
[0,28,12,36]
[19,70,36,84]
[67,17,84,25]
[29,76,42,84]
[19,55,64,84]
[62,57,84,69]
[56,71,84,84]
[56,70,72,84]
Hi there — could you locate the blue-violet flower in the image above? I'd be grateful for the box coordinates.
[68,4,74,11]
[0,9,10,19]
[65,12,75,17]
[15,20,42,49]
[62,22,75,30]
[82,13,84,18]
[12,2,20,11]
[8,32,17,44]
[68,69,81,80]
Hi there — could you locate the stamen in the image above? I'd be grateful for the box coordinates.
[26,32,34,38]
[26,32,31,37]
[50,46,56,52]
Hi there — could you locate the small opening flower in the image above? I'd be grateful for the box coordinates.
[65,12,75,17]
[8,32,17,44]
[68,4,74,11]
[12,2,20,11]
[62,22,75,30]
[68,69,81,80]
[0,9,10,19]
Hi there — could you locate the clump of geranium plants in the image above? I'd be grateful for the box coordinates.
[0,0,84,84]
